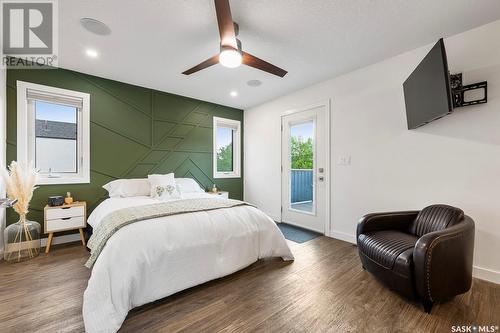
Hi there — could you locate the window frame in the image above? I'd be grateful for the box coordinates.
[16,81,90,185]
[213,116,241,179]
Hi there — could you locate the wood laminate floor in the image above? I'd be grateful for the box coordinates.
[0,237,499,333]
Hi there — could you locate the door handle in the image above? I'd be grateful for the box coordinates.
[318,176,324,182]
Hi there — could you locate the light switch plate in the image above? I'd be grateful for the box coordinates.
[337,155,351,166]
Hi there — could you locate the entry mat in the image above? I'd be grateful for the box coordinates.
[276,222,321,243]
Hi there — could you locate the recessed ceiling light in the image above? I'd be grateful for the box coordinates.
[86,49,98,58]
[230,91,238,97]
[80,18,111,36]
[247,79,262,87]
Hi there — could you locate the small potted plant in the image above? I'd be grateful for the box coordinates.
[2,161,40,263]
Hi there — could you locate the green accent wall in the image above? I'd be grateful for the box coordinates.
[6,67,243,233]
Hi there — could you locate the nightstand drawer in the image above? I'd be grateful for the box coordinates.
[46,206,85,220]
[46,216,85,232]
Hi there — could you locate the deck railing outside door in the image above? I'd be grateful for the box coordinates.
[290,169,313,203]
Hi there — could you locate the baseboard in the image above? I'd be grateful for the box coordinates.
[473,266,500,285]
[0,233,80,261]
[330,230,356,244]
[41,233,81,247]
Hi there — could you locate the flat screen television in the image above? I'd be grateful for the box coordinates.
[403,38,453,129]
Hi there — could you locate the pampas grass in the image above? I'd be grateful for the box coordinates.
[1,161,39,262]
[1,161,38,219]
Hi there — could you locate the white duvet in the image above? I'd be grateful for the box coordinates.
[83,193,293,333]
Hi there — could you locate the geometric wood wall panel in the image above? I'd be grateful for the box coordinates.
[142,150,169,164]
[90,124,150,177]
[126,164,156,178]
[154,122,176,145]
[5,67,243,231]
[184,111,210,126]
[177,127,213,152]
[170,124,195,137]
[153,94,199,122]
[90,89,152,146]
[156,137,182,150]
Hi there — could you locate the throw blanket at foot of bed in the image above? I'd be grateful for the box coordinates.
[85,198,251,268]
[83,197,293,333]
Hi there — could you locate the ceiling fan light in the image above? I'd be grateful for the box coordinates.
[219,48,242,68]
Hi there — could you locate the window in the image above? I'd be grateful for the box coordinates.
[213,117,241,178]
[17,81,90,185]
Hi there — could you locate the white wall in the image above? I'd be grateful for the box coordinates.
[0,65,6,255]
[245,19,500,284]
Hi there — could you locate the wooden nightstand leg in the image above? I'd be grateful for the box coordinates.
[79,228,86,246]
[45,233,54,254]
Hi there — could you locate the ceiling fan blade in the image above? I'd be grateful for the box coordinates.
[182,54,220,75]
[214,0,238,49]
[242,52,288,77]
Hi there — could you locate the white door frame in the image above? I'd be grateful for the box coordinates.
[280,99,331,236]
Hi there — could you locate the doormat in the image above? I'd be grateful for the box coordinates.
[276,222,321,243]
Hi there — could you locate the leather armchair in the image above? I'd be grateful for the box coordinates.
[356,204,474,313]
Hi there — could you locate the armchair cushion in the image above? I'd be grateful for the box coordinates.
[358,230,418,270]
[357,211,419,237]
[410,204,464,237]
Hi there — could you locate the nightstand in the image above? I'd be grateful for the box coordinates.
[206,191,229,199]
[44,201,87,253]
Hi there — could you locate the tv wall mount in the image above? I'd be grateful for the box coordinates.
[450,73,487,108]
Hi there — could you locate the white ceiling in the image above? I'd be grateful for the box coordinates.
[59,0,500,109]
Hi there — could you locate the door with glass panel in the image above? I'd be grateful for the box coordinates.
[281,105,327,233]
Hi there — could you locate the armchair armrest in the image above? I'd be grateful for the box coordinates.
[356,211,419,239]
[413,216,474,303]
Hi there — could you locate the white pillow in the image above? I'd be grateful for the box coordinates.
[148,173,180,200]
[175,178,204,193]
[102,179,150,198]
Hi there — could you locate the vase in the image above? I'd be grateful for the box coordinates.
[3,215,41,263]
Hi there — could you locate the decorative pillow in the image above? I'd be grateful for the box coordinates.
[148,173,180,200]
[175,178,204,193]
[102,179,150,198]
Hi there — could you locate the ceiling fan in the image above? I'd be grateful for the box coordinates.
[182,0,287,77]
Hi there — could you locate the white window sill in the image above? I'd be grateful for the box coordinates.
[213,172,241,179]
[36,176,90,185]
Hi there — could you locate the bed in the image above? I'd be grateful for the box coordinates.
[82,185,293,333]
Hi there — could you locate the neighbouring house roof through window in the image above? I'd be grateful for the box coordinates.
[35,119,77,140]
